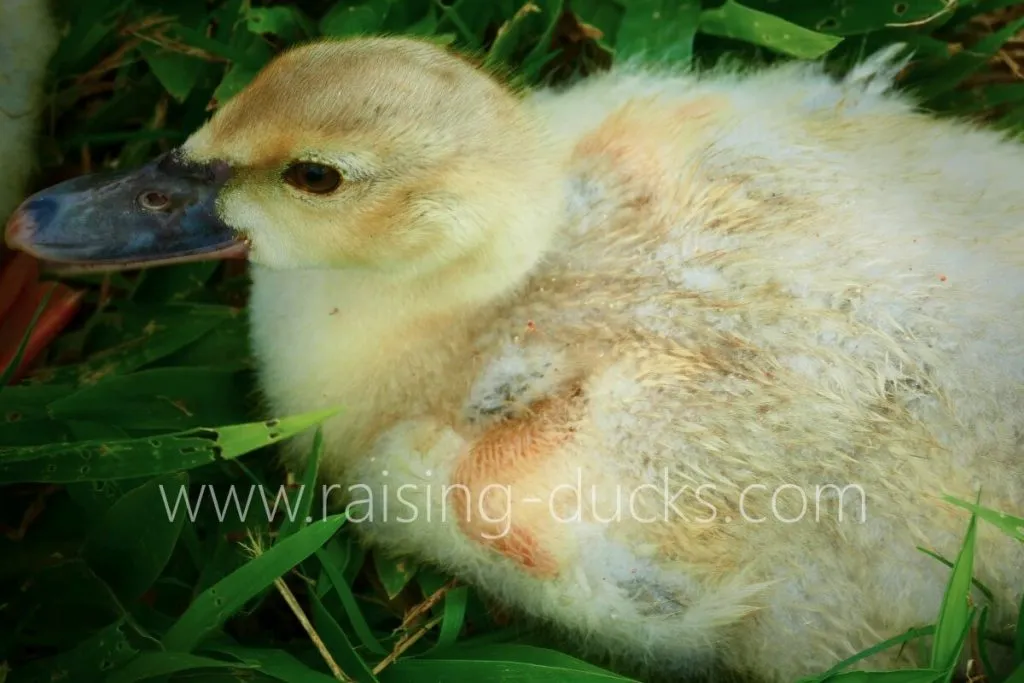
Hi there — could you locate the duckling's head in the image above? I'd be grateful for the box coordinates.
[6,37,565,283]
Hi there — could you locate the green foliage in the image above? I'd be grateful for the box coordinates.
[4,0,1024,682]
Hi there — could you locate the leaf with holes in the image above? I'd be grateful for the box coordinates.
[616,0,700,64]
[320,0,392,37]
[6,619,139,683]
[246,5,316,42]
[33,304,235,386]
[942,495,1024,543]
[48,367,250,431]
[0,408,338,483]
[700,0,843,60]
[740,0,952,36]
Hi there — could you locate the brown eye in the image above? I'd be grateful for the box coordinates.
[283,162,341,194]
[137,191,171,212]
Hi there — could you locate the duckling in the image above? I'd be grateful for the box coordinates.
[0,0,58,223]
[7,36,1024,681]
[0,0,81,380]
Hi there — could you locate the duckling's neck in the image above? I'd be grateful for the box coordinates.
[247,169,569,463]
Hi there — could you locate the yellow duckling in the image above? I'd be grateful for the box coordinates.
[7,36,1024,681]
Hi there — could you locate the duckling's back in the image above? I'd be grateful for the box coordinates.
[371,50,1024,678]
[488,49,1024,677]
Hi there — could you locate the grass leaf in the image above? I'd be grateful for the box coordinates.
[943,495,1024,542]
[81,472,188,603]
[373,550,418,601]
[277,426,325,540]
[103,652,254,683]
[615,0,700,64]
[0,408,337,483]
[699,0,844,59]
[162,514,346,651]
[929,509,978,670]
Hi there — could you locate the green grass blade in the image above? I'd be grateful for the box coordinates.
[315,547,388,656]
[36,305,231,386]
[103,652,253,683]
[808,626,935,680]
[6,619,138,683]
[913,15,1024,101]
[975,606,996,679]
[308,590,380,683]
[1015,591,1024,661]
[1005,663,1024,683]
[0,409,337,483]
[422,644,628,675]
[373,550,418,601]
[161,514,345,651]
[81,472,188,603]
[917,546,994,603]
[48,367,249,431]
[277,426,324,540]
[432,585,469,652]
[615,0,700,64]
[942,495,1024,542]
[929,511,978,670]
[742,0,953,36]
[379,653,634,682]
[699,0,843,60]
[809,670,944,683]
[202,644,344,683]
[0,287,55,387]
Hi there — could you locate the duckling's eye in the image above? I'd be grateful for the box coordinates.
[283,162,342,194]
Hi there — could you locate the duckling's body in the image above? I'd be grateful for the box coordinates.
[9,37,1024,681]
[247,46,1024,680]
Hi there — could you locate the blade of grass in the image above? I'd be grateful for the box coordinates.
[615,0,700,64]
[0,409,338,483]
[699,0,844,60]
[308,590,380,683]
[917,546,994,603]
[315,547,388,656]
[81,472,188,603]
[104,652,255,683]
[0,285,58,386]
[929,510,978,671]
[942,495,1024,542]
[278,426,324,540]
[162,514,346,651]
[372,551,418,601]
[203,644,347,683]
[807,626,935,680]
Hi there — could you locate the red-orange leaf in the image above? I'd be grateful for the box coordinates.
[0,252,39,321]
[0,277,84,383]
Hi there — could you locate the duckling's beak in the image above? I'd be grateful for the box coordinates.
[4,151,247,272]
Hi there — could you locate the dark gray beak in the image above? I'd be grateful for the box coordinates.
[4,150,247,271]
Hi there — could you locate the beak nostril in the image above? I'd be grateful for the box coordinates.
[137,191,172,212]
